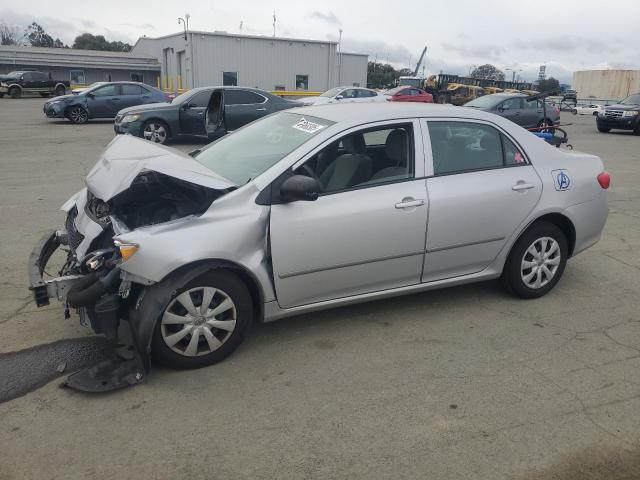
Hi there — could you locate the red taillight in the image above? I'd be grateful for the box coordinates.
[555,107,560,115]
[597,171,610,189]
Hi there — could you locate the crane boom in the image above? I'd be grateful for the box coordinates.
[412,46,428,77]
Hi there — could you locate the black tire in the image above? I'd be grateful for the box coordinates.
[150,270,253,369]
[0,93,4,98]
[40,92,50,98]
[9,87,21,99]
[55,85,66,96]
[634,124,640,136]
[501,221,568,299]
[571,109,577,115]
[66,106,89,124]
[597,126,611,133]
[592,111,599,116]
[140,119,170,144]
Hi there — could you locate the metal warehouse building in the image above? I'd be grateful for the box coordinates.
[0,45,161,87]
[572,70,640,100]
[130,31,368,92]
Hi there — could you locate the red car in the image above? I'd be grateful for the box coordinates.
[384,86,433,103]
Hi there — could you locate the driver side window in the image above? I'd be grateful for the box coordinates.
[295,124,414,194]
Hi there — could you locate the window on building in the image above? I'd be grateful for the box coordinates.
[295,75,309,91]
[130,72,144,82]
[70,70,85,85]
[274,85,286,91]
[353,83,360,87]
[223,72,238,86]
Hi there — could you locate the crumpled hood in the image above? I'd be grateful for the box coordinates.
[118,102,172,115]
[85,135,235,200]
[46,94,75,103]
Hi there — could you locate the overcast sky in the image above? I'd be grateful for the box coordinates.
[1,0,638,83]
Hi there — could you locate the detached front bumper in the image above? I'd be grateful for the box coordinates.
[27,229,148,392]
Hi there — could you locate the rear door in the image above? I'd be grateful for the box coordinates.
[521,99,543,128]
[422,120,542,282]
[224,89,270,131]
[119,84,147,110]
[178,89,211,136]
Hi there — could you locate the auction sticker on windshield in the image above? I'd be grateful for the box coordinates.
[293,117,326,134]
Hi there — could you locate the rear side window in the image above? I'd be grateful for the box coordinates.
[92,85,119,97]
[188,91,212,107]
[225,90,266,105]
[428,121,526,175]
[121,84,144,95]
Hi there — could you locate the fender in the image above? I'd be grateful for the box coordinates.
[6,83,22,91]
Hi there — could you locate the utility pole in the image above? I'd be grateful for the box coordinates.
[273,11,276,37]
[178,13,191,89]
[338,29,343,86]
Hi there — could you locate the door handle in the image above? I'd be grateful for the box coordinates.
[256,107,267,111]
[512,182,536,192]
[395,198,425,209]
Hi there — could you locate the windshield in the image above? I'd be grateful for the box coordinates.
[6,71,24,77]
[320,87,344,98]
[195,112,335,186]
[620,94,640,105]
[464,95,506,108]
[384,86,407,95]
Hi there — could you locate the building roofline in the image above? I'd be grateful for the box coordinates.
[135,30,339,46]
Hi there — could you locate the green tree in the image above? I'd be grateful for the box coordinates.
[0,22,19,45]
[72,33,131,52]
[25,22,53,47]
[367,62,406,89]
[537,77,560,93]
[470,64,505,81]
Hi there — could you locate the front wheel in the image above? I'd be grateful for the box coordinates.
[501,221,568,299]
[67,106,89,124]
[597,126,611,133]
[9,87,21,99]
[150,270,253,369]
[141,119,169,144]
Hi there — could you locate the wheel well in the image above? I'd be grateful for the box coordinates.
[8,84,21,91]
[160,260,264,322]
[64,104,86,115]
[529,213,576,257]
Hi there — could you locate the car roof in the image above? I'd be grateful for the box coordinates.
[291,102,503,123]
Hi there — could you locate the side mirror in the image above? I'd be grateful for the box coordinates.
[499,104,509,111]
[86,92,94,99]
[335,95,343,100]
[280,175,322,202]
[183,103,194,110]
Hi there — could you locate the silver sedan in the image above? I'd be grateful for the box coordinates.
[29,103,610,388]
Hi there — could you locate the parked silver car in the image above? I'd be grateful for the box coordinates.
[29,103,610,391]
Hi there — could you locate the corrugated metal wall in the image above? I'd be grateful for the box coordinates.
[133,33,368,91]
[572,70,640,99]
[192,34,338,91]
[0,65,159,86]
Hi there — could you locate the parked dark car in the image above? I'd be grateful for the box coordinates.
[114,86,303,144]
[384,86,433,103]
[0,71,69,99]
[596,93,640,135]
[464,93,560,130]
[43,82,170,124]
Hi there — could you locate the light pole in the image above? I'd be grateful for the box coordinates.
[178,14,192,89]
[506,67,522,83]
[468,65,476,77]
[338,29,343,86]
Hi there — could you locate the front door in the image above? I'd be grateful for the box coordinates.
[422,120,542,282]
[498,97,525,127]
[178,89,211,136]
[87,84,122,118]
[269,121,428,309]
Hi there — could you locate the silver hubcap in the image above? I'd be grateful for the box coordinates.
[161,286,237,357]
[71,108,87,123]
[521,237,561,289]
[143,123,167,143]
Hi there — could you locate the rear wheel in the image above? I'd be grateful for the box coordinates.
[501,221,568,299]
[67,106,89,124]
[141,119,170,144]
[597,126,611,133]
[9,87,21,99]
[150,270,253,369]
[55,85,66,96]
[40,92,50,98]
[536,119,555,134]
[571,109,577,115]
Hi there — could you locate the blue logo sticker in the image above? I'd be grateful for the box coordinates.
[552,169,571,191]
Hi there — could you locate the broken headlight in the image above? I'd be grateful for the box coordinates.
[85,191,112,227]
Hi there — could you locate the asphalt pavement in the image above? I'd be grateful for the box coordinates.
[0,100,639,479]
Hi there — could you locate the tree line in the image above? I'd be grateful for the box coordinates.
[0,21,132,52]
